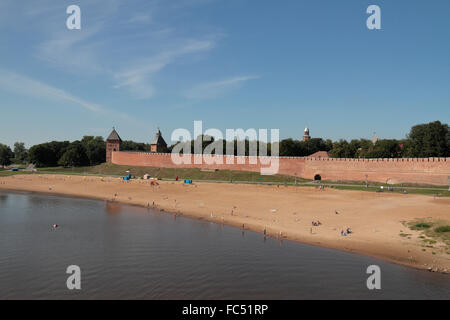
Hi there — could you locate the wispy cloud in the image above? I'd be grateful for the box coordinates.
[114,39,216,99]
[31,0,122,74]
[184,75,260,100]
[129,13,152,24]
[0,70,133,122]
[2,0,229,101]
[36,27,104,74]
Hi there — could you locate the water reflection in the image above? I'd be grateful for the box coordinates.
[0,193,8,205]
[105,201,123,215]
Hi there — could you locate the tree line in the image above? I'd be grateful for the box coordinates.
[328,121,449,158]
[169,121,449,158]
[0,137,152,168]
[0,121,448,168]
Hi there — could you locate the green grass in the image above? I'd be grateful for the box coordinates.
[411,222,432,230]
[328,184,450,197]
[35,163,308,184]
[320,179,448,189]
[0,170,33,177]
[399,233,411,237]
[407,219,450,250]
[434,226,450,233]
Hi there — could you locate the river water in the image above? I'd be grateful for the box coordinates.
[0,191,448,299]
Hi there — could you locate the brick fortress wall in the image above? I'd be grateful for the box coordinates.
[111,151,450,186]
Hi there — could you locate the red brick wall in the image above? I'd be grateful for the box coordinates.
[303,157,450,185]
[106,141,120,163]
[111,152,450,186]
[112,152,304,175]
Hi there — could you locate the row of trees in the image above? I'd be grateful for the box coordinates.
[329,121,449,158]
[0,137,154,168]
[1,121,448,168]
[0,142,28,167]
[27,136,106,167]
[169,136,333,157]
[169,121,449,158]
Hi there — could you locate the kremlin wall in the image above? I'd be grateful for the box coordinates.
[106,129,450,186]
[110,151,449,186]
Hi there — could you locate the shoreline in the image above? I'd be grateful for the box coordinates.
[1,174,449,274]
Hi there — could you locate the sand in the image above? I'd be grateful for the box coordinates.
[1,174,449,273]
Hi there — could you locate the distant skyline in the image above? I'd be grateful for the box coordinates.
[0,0,449,147]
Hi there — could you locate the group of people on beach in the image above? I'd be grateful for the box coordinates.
[341,227,352,236]
[309,216,353,238]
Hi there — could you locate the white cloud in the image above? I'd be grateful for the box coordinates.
[0,70,133,122]
[114,39,215,99]
[184,75,260,100]
[35,24,105,75]
[32,0,122,74]
[3,0,229,101]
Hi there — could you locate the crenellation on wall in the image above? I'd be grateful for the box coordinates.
[111,151,450,186]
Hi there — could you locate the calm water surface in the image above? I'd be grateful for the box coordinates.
[0,191,449,299]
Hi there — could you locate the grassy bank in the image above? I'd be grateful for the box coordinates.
[404,219,450,255]
[29,163,307,184]
[331,184,450,197]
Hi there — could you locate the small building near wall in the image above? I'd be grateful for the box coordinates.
[150,129,168,153]
[308,151,330,158]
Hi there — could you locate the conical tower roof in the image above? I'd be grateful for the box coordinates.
[151,129,167,146]
[107,128,122,142]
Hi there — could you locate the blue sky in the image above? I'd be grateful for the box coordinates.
[0,0,449,147]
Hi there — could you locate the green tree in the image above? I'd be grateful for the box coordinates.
[355,139,374,158]
[406,121,449,157]
[58,141,90,167]
[301,138,331,156]
[81,136,106,165]
[279,138,301,156]
[330,140,351,158]
[13,142,28,163]
[121,140,150,152]
[0,144,14,167]
[28,141,70,167]
[325,139,333,151]
[366,139,402,158]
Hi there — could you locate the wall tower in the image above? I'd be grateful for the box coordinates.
[106,128,122,163]
[150,129,168,153]
[302,127,311,141]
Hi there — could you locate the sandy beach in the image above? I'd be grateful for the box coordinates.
[1,174,449,273]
